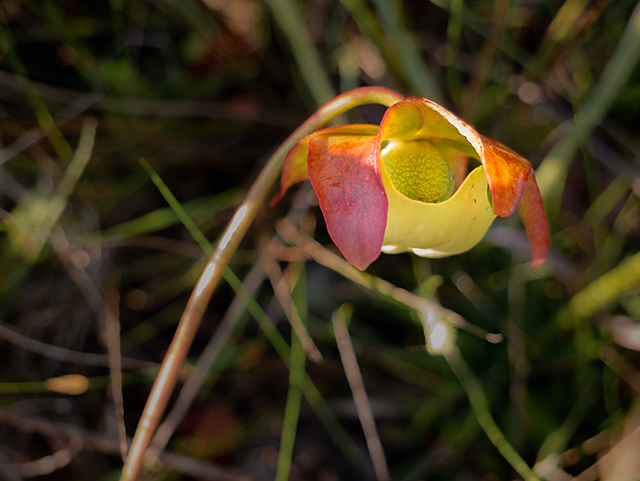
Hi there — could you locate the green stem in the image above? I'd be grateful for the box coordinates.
[444,347,541,481]
[275,330,307,481]
[119,87,405,481]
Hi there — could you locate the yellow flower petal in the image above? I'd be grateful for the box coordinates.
[378,100,423,140]
[382,165,496,257]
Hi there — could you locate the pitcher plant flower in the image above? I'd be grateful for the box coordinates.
[273,92,549,271]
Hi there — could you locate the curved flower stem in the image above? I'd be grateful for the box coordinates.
[120,86,405,481]
[443,347,541,481]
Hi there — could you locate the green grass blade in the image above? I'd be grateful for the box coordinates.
[370,0,443,102]
[264,0,335,106]
[99,190,242,240]
[275,267,308,481]
[138,157,215,256]
[5,117,96,263]
[536,1,640,211]
[567,251,640,319]
[0,13,73,162]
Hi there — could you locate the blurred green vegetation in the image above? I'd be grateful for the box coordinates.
[0,0,640,480]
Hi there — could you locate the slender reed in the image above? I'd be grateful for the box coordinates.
[333,304,390,481]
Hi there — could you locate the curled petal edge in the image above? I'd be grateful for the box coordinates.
[399,98,531,218]
[480,135,531,217]
[382,165,497,257]
[517,171,550,268]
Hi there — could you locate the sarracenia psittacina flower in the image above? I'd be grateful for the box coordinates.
[273,92,549,271]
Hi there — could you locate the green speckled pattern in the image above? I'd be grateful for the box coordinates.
[381,140,454,203]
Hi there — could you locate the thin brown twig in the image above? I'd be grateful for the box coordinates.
[52,227,129,462]
[599,346,640,392]
[0,411,77,479]
[0,323,156,371]
[0,448,24,481]
[260,237,323,363]
[332,305,390,481]
[276,217,501,342]
[0,70,296,127]
[105,288,128,463]
[0,410,264,481]
[14,446,74,478]
[100,236,206,259]
[0,89,99,166]
[577,0,614,37]
[571,423,640,481]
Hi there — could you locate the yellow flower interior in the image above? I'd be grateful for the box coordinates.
[380,139,454,203]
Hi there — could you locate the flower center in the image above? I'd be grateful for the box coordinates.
[380,139,454,203]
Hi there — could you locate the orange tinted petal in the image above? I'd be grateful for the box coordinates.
[378,97,548,266]
[397,99,532,217]
[308,133,386,271]
[480,135,531,217]
[517,171,549,268]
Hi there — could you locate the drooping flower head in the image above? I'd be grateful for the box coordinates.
[273,93,549,271]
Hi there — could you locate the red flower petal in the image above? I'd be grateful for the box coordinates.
[517,172,549,268]
[308,133,387,271]
[272,125,379,206]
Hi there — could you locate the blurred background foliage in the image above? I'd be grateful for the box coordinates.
[0,0,640,480]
